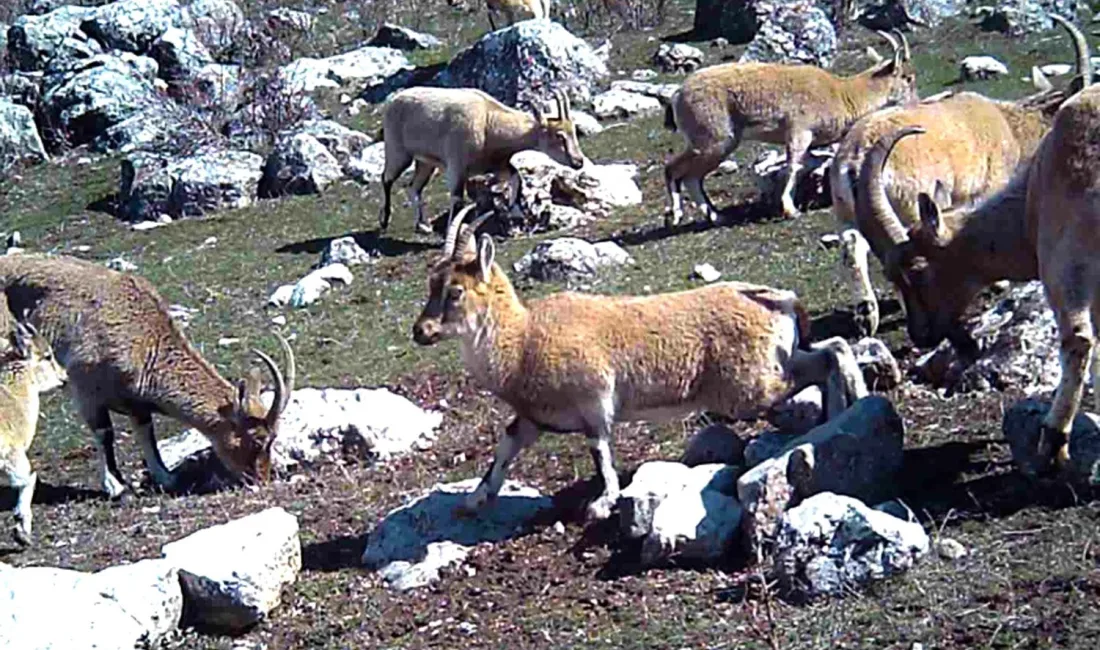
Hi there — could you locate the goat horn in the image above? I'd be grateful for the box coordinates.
[875,30,899,54]
[892,29,911,61]
[253,332,294,429]
[858,126,926,245]
[1050,13,1092,91]
[443,204,478,259]
[556,88,571,120]
[900,2,928,28]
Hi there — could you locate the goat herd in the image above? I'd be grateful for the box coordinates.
[1,16,1098,572]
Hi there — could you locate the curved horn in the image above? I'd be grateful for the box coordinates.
[1050,13,1091,91]
[556,88,571,120]
[875,30,899,54]
[892,29,911,61]
[443,204,478,259]
[253,332,294,429]
[857,126,926,245]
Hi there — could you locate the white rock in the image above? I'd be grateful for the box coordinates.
[105,256,137,272]
[631,68,658,80]
[752,146,836,211]
[286,263,353,308]
[591,88,662,119]
[320,236,375,267]
[767,385,823,435]
[692,263,722,283]
[652,42,704,73]
[512,237,634,281]
[608,79,680,102]
[362,479,552,590]
[1039,62,1072,77]
[775,492,930,596]
[268,284,295,307]
[278,46,412,95]
[935,537,968,560]
[162,507,301,632]
[0,559,182,649]
[271,315,287,326]
[217,337,239,347]
[852,337,902,390]
[961,55,1008,80]
[570,109,604,136]
[642,482,742,565]
[346,141,386,183]
[618,461,696,539]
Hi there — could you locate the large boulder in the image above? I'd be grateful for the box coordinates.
[176,0,246,55]
[432,20,609,108]
[259,133,344,197]
[0,559,182,649]
[294,119,374,177]
[161,507,301,632]
[0,100,48,170]
[1003,399,1100,483]
[80,0,180,53]
[6,5,99,71]
[362,479,552,590]
[278,45,412,95]
[149,26,214,81]
[168,149,263,217]
[975,0,1080,36]
[775,492,929,597]
[739,0,838,68]
[913,282,1063,396]
[859,0,964,30]
[512,237,634,282]
[737,396,905,554]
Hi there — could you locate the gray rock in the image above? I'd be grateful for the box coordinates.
[751,145,836,211]
[362,479,552,590]
[320,236,376,267]
[369,23,442,51]
[0,72,43,109]
[859,0,964,30]
[570,109,604,136]
[852,337,901,390]
[961,55,1008,81]
[775,492,930,597]
[162,507,301,632]
[740,0,837,68]
[609,79,680,102]
[346,141,386,183]
[260,133,344,197]
[935,537,968,560]
[295,119,373,175]
[618,461,698,539]
[591,88,662,119]
[0,559,182,649]
[767,385,824,435]
[682,423,746,467]
[652,42,704,73]
[913,282,1063,396]
[149,26,213,81]
[738,396,905,554]
[513,237,634,282]
[975,0,1080,36]
[1002,399,1100,483]
[168,149,263,217]
[81,0,180,53]
[6,5,97,71]
[279,46,412,95]
[120,151,172,221]
[0,100,48,170]
[266,7,314,34]
[744,429,801,468]
[432,20,609,108]
[176,0,246,55]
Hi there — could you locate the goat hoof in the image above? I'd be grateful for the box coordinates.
[12,523,31,548]
[854,302,879,337]
[1029,425,1068,478]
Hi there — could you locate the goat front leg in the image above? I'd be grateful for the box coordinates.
[780,129,813,219]
[133,412,178,491]
[462,417,540,515]
[1038,306,1094,473]
[81,403,127,499]
[839,229,879,336]
[584,419,620,521]
[4,451,36,547]
[407,161,437,234]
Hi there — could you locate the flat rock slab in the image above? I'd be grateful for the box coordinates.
[1003,399,1100,483]
[0,559,181,649]
[161,507,301,633]
[362,479,552,591]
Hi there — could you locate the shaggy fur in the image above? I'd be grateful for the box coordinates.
[663,31,917,225]
[378,87,585,235]
[0,254,294,498]
[413,209,867,521]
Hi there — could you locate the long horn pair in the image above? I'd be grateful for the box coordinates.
[857,126,926,245]
[252,332,295,434]
[1049,13,1092,92]
[553,88,571,120]
[443,204,479,259]
[875,30,899,54]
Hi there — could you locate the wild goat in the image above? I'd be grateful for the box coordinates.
[859,74,1100,474]
[486,0,549,30]
[413,207,868,520]
[0,321,66,547]
[663,30,917,226]
[378,87,585,235]
[831,14,1089,335]
[0,254,295,498]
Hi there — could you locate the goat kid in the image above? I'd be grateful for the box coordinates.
[0,254,295,497]
[413,207,867,520]
[379,87,585,235]
[831,13,1090,336]
[0,321,66,546]
[663,30,917,226]
[860,76,1100,473]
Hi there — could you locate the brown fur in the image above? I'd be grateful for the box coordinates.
[0,254,293,495]
[378,87,585,234]
[664,33,917,225]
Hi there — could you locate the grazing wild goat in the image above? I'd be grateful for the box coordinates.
[486,0,550,30]
[378,87,585,235]
[859,70,1100,473]
[663,30,917,226]
[0,320,66,547]
[832,14,1090,335]
[0,255,295,498]
[413,207,867,520]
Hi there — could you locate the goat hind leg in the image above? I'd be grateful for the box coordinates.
[463,417,540,514]
[5,452,36,547]
[83,405,127,499]
[133,413,177,492]
[1040,306,1094,470]
[780,129,813,218]
[839,229,880,336]
[407,161,437,234]
[584,424,620,521]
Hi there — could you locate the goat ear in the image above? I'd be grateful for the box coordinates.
[477,234,495,283]
[1031,66,1054,92]
[865,46,884,64]
[917,193,944,240]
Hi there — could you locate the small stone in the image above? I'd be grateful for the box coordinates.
[105,257,138,272]
[961,55,1008,81]
[692,263,722,283]
[217,337,239,347]
[631,69,658,81]
[271,315,287,326]
[682,423,744,466]
[320,236,375,267]
[935,538,968,560]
